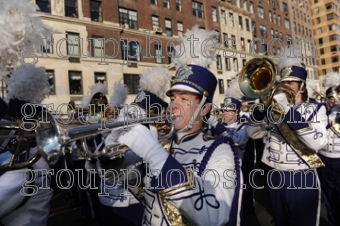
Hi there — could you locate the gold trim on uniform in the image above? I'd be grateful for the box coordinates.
[159,167,195,196]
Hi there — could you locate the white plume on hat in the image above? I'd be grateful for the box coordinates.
[277,43,305,76]
[325,71,340,91]
[139,65,170,100]
[0,0,54,76]
[170,25,219,69]
[225,74,244,100]
[81,82,107,109]
[5,64,49,104]
[306,79,318,98]
[109,79,128,108]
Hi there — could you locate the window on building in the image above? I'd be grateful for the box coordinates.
[218,79,225,94]
[223,33,228,47]
[123,74,140,94]
[176,0,181,11]
[212,7,217,22]
[284,19,290,29]
[247,39,251,52]
[120,39,140,61]
[239,16,243,29]
[260,25,267,38]
[221,10,226,24]
[216,55,222,70]
[165,19,172,36]
[151,0,157,5]
[277,15,281,26]
[233,58,239,72]
[241,38,245,50]
[192,1,204,18]
[90,0,102,21]
[252,21,256,34]
[36,0,51,13]
[92,36,104,58]
[94,72,107,92]
[316,17,321,24]
[262,43,267,54]
[226,58,231,70]
[41,35,53,54]
[66,32,80,56]
[167,46,175,63]
[316,27,322,35]
[236,0,241,7]
[283,2,288,14]
[119,8,138,29]
[269,11,272,22]
[152,16,159,30]
[271,29,274,37]
[46,70,55,95]
[273,13,277,24]
[245,19,250,31]
[314,7,319,14]
[258,7,264,19]
[163,0,170,8]
[319,38,323,44]
[65,0,78,18]
[327,13,339,21]
[243,0,247,10]
[69,71,83,95]
[155,45,162,63]
[250,2,254,13]
[177,22,183,37]
[231,35,236,49]
[229,13,234,26]
[320,48,324,54]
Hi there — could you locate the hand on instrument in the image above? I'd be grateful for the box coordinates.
[118,124,169,175]
[273,92,291,114]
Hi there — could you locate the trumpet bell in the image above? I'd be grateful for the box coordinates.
[239,57,276,98]
[35,112,63,165]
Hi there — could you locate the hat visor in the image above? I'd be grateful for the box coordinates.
[166,84,201,97]
[280,77,304,82]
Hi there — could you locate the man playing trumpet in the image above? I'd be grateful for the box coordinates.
[116,26,242,226]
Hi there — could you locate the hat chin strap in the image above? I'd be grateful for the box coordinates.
[177,95,208,133]
[295,82,305,101]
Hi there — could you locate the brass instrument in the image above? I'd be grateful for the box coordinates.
[238,57,324,168]
[35,110,175,165]
[0,119,41,172]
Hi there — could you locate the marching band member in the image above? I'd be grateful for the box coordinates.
[0,64,52,226]
[99,66,170,226]
[317,72,340,226]
[117,25,242,226]
[247,45,328,226]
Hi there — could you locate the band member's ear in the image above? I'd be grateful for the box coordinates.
[200,104,212,116]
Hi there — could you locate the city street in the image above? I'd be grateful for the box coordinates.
[47,170,329,226]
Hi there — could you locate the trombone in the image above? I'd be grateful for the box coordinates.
[35,110,175,164]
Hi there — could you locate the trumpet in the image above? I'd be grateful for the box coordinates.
[35,110,176,164]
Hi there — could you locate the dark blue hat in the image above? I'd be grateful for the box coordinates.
[280,66,307,83]
[6,98,43,120]
[166,64,217,103]
[223,97,242,112]
[134,90,168,115]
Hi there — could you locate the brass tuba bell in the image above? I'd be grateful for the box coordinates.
[238,57,296,113]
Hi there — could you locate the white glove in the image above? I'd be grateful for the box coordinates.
[207,115,219,127]
[105,129,122,146]
[273,92,292,114]
[117,124,169,176]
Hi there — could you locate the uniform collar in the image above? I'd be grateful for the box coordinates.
[173,128,205,145]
